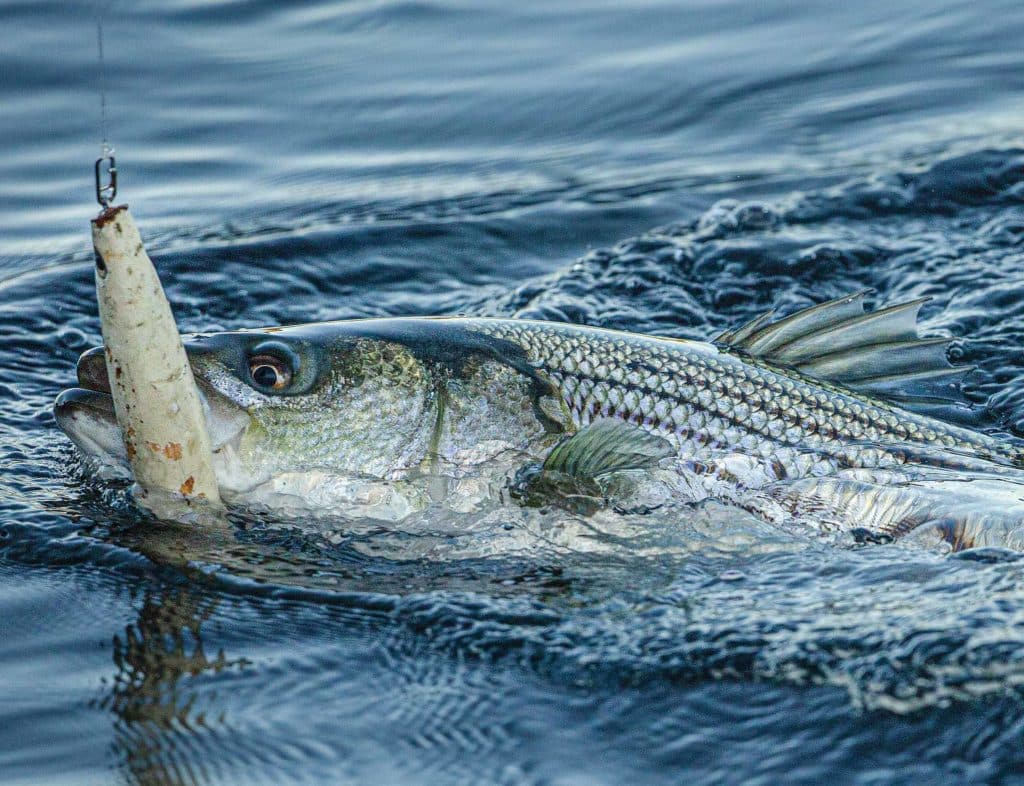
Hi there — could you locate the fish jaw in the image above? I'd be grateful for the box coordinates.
[54,346,252,485]
[53,387,128,471]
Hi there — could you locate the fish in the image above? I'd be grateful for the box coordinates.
[54,291,1024,548]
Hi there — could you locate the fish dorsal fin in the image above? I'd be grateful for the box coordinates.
[543,418,674,479]
[718,289,872,355]
[715,292,974,405]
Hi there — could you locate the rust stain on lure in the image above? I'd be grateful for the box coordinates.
[145,440,182,460]
[91,204,128,230]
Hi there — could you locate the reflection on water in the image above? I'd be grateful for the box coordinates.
[98,585,245,786]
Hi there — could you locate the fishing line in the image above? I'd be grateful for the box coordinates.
[96,18,110,156]
[94,1,117,207]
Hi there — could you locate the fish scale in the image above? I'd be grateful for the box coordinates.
[472,320,1015,484]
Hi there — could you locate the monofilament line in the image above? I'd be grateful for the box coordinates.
[96,13,112,157]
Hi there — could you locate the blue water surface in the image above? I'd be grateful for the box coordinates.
[4,1,1024,783]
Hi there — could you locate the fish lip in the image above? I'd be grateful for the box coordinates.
[54,386,114,418]
[53,386,126,465]
[57,348,122,464]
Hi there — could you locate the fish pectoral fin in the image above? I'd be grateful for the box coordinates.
[509,463,604,514]
[542,418,674,480]
[510,420,673,514]
[715,290,973,410]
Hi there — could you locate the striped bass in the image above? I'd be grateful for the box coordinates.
[55,291,1024,548]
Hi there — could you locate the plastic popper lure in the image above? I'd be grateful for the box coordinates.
[90,205,221,506]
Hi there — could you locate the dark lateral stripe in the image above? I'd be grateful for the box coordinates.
[549,368,880,464]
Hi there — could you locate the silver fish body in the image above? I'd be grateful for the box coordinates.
[474,319,1024,543]
[55,300,1024,547]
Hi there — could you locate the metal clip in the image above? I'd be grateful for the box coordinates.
[95,153,117,208]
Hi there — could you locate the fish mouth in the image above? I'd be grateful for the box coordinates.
[53,347,125,467]
[54,346,250,470]
[54,387,125,464]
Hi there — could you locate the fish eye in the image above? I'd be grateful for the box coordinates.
[248,353,293,391]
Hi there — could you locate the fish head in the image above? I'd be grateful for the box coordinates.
[55,318,561,500]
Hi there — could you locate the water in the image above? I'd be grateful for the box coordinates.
[4,0,1024,782]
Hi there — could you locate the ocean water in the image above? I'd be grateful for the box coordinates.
[4,0,1024,783]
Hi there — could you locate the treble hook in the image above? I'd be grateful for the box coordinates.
[95,149,117,208]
